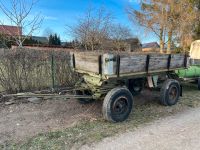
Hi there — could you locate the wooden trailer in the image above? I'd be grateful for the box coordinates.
[71,51,187,122]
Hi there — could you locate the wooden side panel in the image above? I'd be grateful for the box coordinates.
[74,53,99,73]
[148,54,169,71]
[190,59,200,66]
[73,52,186,76]
[170,54,185,69]
[120,55,146,74]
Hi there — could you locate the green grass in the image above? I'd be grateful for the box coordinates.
[2,84,200,150]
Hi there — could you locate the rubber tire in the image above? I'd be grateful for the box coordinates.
[129,79,144,96]
[102,87,133,122]
[160,79,180,106]
[75,90,94,104]
[198,78,200,90]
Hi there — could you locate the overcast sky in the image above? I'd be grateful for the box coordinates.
[0,0,156,43]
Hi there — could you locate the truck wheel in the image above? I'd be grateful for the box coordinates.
[129,79,144,96]
[75,90,94,104]
[198,78,200,90]
[160,79,180,106]
[102,87,133,122]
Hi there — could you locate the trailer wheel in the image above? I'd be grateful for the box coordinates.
[160,79,180,106]
[129,79,144,96]
[198,78,200,90]
[75,90,94,104]
[102,87,133,122]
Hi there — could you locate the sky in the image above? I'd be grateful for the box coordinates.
[0,0,156,43]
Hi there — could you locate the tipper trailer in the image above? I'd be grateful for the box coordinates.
[71,52,187,122]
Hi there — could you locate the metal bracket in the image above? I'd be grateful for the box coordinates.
[147,76,154,88]
[116,55,121,77]
[167,54,171,70]
[146,55,150,73]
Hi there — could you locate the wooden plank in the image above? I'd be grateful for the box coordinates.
[74,53,99,62]
[74,53,99,73]
[190,59,200,65]
[75,60,99,73]
[170,54,185,69]
[148,54,169,71]
[120,54,146,74]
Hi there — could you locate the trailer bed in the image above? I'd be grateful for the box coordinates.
[71,52,187,78]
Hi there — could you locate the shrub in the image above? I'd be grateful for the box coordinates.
[0,48,77,93]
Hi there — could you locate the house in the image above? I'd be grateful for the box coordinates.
[103,38,142,52]
[142,42,160,52]
[124,38,142,52]
[0,25,22,48]
[0,25,22,36]
[0,25,48,44]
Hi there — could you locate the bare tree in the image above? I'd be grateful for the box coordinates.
[171,0,199,50]
[108,24,133,51]
[192,0,200,40]
[0,0,43,47]
[67,6,113,51]
[127,0,168,52]
[127,0,199,52]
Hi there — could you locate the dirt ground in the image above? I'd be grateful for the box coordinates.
[82,108,200,150]
[0,90,157,144]
[0,97,102,144]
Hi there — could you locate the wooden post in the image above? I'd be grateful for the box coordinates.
[51,52,56,90]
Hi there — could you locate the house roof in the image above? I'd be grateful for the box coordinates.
[142,42,160,48]
[124,38,140,44]
[0,25,22,36]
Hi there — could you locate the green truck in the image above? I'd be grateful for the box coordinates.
[176,40,200,90]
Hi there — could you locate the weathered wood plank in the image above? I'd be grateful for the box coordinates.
[170,54,185,69]
[74,53,99,62]
[148,54,169,71]
[74,53,99,73]
[120,55,146,73]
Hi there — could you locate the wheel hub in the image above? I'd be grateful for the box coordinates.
[112,97,128,115]
[169,86,178,101]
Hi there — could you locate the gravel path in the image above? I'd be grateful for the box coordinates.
[82,108,200,150]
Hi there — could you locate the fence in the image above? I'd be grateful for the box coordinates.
[0,48,78,93]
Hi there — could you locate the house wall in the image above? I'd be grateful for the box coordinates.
[142,47,160,52]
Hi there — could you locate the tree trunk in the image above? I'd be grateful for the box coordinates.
[167,30,172,53]
[159,28,164,53]
[84,44,88,51]
[91,42,94,51]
